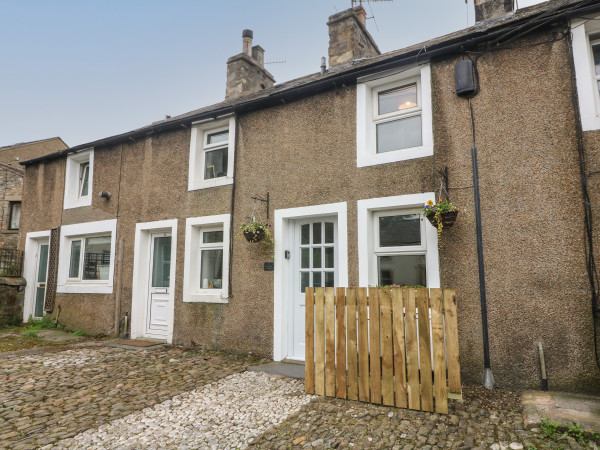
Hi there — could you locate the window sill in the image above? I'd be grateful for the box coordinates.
[57,283,113,294]
[582,116,600,132]
[189,176,233,192]
[63,196,92,210]
[357,144,433,168]
[184,292,229,304]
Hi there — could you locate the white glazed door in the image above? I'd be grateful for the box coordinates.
[145,232,172,338]
[33,241,49,319]
[290,218,337,360]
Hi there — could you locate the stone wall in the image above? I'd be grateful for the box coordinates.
[0,277,25,325]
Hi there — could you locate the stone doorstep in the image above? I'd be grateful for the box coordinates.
[522,390,600,432]
[105,338,167,351]
[248,361,306,379]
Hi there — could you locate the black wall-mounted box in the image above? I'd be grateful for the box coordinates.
[455,60,475,96]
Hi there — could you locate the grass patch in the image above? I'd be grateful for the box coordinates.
[26,315,57,331]
[72,330,89,337]
[538,418,600,445]
[21,330,39,338]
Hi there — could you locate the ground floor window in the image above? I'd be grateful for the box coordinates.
[183,214,230,303]
[358,194,440,288]
[56,219,117,294]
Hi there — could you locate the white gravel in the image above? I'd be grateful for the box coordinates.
[52,371,315,449]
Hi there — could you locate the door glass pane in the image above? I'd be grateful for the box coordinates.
[593,43,600,76]
[83,236,111,280]
[204,148,228,179]
[324,222,334,244]
[313,248,322,269]
[325,247,334,268]
[313,271,322,287]
[37,245,48,283]
[79,162,89,197]
[207,130,229,145]
[200,249,223,289]
[378,84,417,114]
[312,223,321,244]
[152,236,171,288]
[379,215,421,247]
[301,224,310,245]
[300,272,309,293]
[35,287,45,317]
[69,240,81,278]
[301,248,310,269]
[377,254,426,287]
[376,115,422,153]
[203,230,223,243]
[324,271,334,287]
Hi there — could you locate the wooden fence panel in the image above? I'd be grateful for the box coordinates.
[346,288,358,401]
[443,289,461,394]
[325,287,336,397]
[357,288,370,402]
[368,289,382,405]
[379,289,394,406]
[315,287,325,396]
[430,288,448,414]
[305,287,315,395]
[391,289,408,408]
[336,288,347,399]
[306,287,461,414]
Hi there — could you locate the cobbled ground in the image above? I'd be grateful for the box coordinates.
[0,344,259,449]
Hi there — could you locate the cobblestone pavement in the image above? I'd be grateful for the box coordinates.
[55,371,314,449]
[250,386,599,449]
[0,345,259,449]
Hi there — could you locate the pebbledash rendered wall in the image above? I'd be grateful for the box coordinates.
[19,30,600,391]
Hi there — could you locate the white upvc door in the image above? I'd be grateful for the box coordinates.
[33,240,50,319]
[144,232,172,339]
[289,217,338,360]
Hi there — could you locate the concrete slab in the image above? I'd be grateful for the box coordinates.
[32,330,86,342]
[522,390,600,432]
[248,362,305,379]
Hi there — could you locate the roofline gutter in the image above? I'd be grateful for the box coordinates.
[20,1,600,167]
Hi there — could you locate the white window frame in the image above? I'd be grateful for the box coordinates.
[183,214,231,303]
[356,65,433,168]
[64,149,94,209]
[56,219,117,294]
[188,117,235,191]
[357,193,439,288]
[572,16,600,131]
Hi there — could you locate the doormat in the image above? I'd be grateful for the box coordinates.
[115,340,163,347]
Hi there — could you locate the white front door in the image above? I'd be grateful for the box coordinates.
[145,232,172,339]
[289,218,338,360]
[33,240,49,319]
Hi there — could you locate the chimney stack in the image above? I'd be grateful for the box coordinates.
[327,6,380,68]
[474,0,514,23]
[225,29,275,100]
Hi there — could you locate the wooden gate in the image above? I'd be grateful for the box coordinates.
[304,287,461,414]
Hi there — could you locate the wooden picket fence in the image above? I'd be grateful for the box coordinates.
[305,287,461,414]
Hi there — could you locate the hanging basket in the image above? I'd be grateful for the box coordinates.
[243,228,266,243]
[426,210,459,229]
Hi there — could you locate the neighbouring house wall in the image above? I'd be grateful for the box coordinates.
[0,138,67,165]
[0,169,22,248]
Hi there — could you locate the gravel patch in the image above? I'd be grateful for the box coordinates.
[54,371,315,449]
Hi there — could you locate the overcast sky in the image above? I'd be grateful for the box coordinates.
[0,0,545,148]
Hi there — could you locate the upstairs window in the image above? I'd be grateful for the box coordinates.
[64,149,94,209]
[8,201,21,230]
[356,65,433,167]
[188,118,235,191]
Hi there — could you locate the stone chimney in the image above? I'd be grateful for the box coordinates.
[474,0,514,23]
[225,29,275,100]
[327,6,380,68]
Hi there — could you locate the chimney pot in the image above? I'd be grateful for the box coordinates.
[242,29,253,56]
